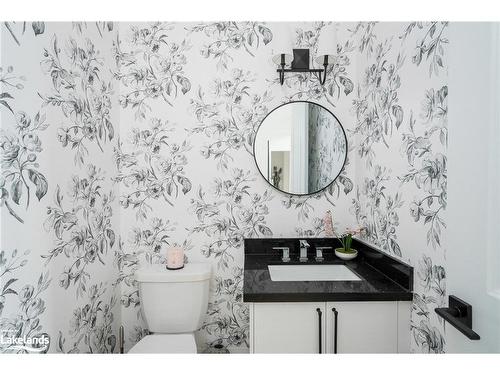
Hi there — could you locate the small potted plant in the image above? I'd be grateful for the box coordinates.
[334,227,364,260]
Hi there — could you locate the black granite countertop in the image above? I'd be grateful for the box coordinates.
[243,238,413,303]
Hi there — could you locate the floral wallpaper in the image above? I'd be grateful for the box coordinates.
[1,21,448,354]
[307,103,346,193]
[352,21,448,353]
[1,22,120,354]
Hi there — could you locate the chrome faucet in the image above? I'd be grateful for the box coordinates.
[273,247,290,263]
[315,246,332,262]
[299,240,310,262]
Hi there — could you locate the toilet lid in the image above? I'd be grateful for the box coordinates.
[128,334,197,354]
[135,263,212,283]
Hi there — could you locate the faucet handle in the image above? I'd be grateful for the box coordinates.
[315,246,332,262]
[273,247,290,263]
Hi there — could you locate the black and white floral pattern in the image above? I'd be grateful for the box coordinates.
[353,165,403,256]
[307,104,346,191]
[1,21,449,354]
[410,255,446,353]
[1,66,49,223]
[113,23,191,120]
[43,165,116,298]
[0,249,51,353]
[41,35,115,166]
[3,22,46,46]
[401,22,449,77]
[190,69,272,170]
[57,282,117,353]
[2,23,119,355]
[190,169,273,269]
[351,21,448,353]
[400,88,448,249]
[352,41,404,165]
[189,22,273,70]
[202,267,248,351]
[114,118,192,220]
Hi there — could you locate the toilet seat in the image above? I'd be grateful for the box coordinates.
[128,333,197,354]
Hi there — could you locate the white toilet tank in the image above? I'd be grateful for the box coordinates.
[135,263,211,333]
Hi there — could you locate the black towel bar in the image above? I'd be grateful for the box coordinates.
[435,295,480,340]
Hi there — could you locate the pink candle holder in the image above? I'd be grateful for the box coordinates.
[166,246,184,270]
[324,210,334,237]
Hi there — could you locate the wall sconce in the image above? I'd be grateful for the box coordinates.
[273,49,333,85]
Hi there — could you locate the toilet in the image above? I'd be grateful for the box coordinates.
[128,262,212,353]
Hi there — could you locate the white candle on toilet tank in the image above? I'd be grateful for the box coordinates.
[166,246,184,270]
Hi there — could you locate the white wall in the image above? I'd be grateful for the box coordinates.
[446,22,500,353]
[254,104,292,180]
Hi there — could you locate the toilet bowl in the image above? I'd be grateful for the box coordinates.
[129,262,212,354]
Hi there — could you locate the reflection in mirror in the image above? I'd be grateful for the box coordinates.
[254,101,347,195]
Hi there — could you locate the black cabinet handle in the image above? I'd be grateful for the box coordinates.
[316,308,322,354]
[332,307,338,354]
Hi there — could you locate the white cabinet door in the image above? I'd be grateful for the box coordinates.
[252,302,325,353]
[325,301,398,353]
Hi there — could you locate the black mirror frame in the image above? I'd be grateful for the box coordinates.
[252,100,348,197]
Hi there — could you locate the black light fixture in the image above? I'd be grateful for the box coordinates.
[273,49,334,85]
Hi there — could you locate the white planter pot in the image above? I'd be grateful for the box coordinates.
[335,248,358,260]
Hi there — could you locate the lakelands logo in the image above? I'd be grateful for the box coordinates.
[0,330,50,353]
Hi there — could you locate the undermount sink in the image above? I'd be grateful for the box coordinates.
[268,264,362,282]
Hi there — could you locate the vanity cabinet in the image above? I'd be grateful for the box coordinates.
[249,301,410,353]
[325,302,397,353]
[251,302,325,354]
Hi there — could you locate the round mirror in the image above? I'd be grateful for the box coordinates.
[253,101,347,195]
